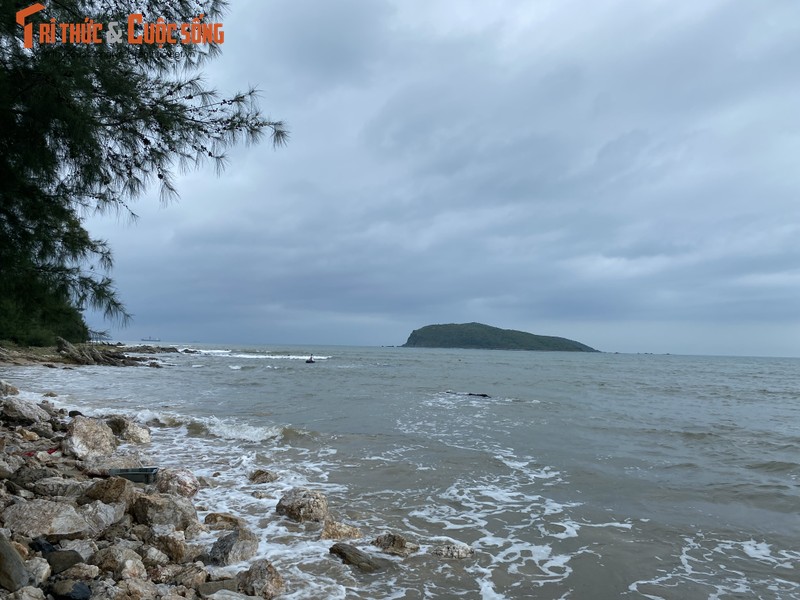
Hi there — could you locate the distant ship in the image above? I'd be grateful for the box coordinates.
[141,337,161,342]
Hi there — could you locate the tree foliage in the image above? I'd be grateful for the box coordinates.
[0,0,287,345]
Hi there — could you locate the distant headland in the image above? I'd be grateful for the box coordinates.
[402,322,598,352]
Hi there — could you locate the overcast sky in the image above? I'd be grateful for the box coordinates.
[86,0,800,356]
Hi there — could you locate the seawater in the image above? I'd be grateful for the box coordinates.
[3,347,799,599]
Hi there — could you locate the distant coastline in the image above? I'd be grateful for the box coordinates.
[402,322,598,352]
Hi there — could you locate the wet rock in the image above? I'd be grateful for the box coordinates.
[235,559,284,599]
[0,536,29,592]
[207,528,258,566]
[149,525,201,564]
[320,519,362,541]
[155,467,200,498]
[196,579,238,597]
[131,493,199,531]
[329,542,389,573]
[204,512,246,531]
[275,487,328,523]
[105,416,152,444]
[62,417,117,460]
[0,380,20,397]
[373,532,419,557]
[206,591,254,600]
[431,543,474,559]
[248,469,278,484]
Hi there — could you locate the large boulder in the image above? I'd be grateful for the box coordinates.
[90,546,147,580]
[275,487,328,523]
[0,380,20,397]
[329,543,390,573]
[155,468,199,498]
[2,500,93,539]
[78,476,135,509]
[206,528,259,566]
[235,559,284,599]
[204,513,246,531]
[1,397,49,426]
[131,494,199,532]
[0,535,29,592]
[105,416,151,444]
[62,417,117,460]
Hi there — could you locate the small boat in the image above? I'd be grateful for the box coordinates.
[141,337,161,342]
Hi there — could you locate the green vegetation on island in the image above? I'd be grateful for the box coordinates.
[403,322,598,352]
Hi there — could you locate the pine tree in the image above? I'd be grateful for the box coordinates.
[0,0,287,344]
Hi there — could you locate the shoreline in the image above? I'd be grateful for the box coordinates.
[0,361,462,599]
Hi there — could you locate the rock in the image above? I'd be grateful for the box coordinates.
[2,500,93,538]
[196,579,238,597]
[0,455,23,479]
[44,550,83,574]
[131,493,199,531]
[62,417,117,459]
[329,542,389,573]
[0,536,29,592]
[151,562,207,588]
[115,578,160,599]
[78,476,135,508]
[320,519,362,541]
[431,543,475,559]
[1,397,49,425]
[204,512,246,531]
[372,532,419,557]
[79,452,143,477]
[155,468,200,498]
[105,416,151,444]
[30,477,90,498]
[77,500,126,536]
[90,546,147,580]
[58,540,97,562]
[29,538,56,554]
[141,546,170,567]
[275,487,328,523]
[248,469,278,484]
[59,564,100,580]
[43,392,58,398]
[24,557,49,586]
[49,579,91,600]
[10,586,46,600]
[235,559,284,599]
[0,380,20,396]
[207,528,258,566]
[149,526,200,564]
[206,591,255,600]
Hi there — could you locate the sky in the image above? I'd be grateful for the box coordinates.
[86,0,800,356]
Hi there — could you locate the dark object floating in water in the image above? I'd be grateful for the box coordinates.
[306,355,315,363]
[467,393,491,398]
[108,467,158,484]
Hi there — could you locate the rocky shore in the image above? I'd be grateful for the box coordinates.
[0,372,474,599]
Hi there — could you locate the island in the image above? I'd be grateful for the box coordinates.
[402,322,598,352]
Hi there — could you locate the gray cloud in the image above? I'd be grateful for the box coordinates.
[85,0,800,356]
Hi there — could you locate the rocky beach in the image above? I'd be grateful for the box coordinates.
[0,344,472,600]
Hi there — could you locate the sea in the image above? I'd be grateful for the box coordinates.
[2,346,799,599]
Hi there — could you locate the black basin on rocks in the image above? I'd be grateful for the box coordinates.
[108,467,158,483]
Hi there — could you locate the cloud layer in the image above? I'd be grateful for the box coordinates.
[87,0,800,356]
